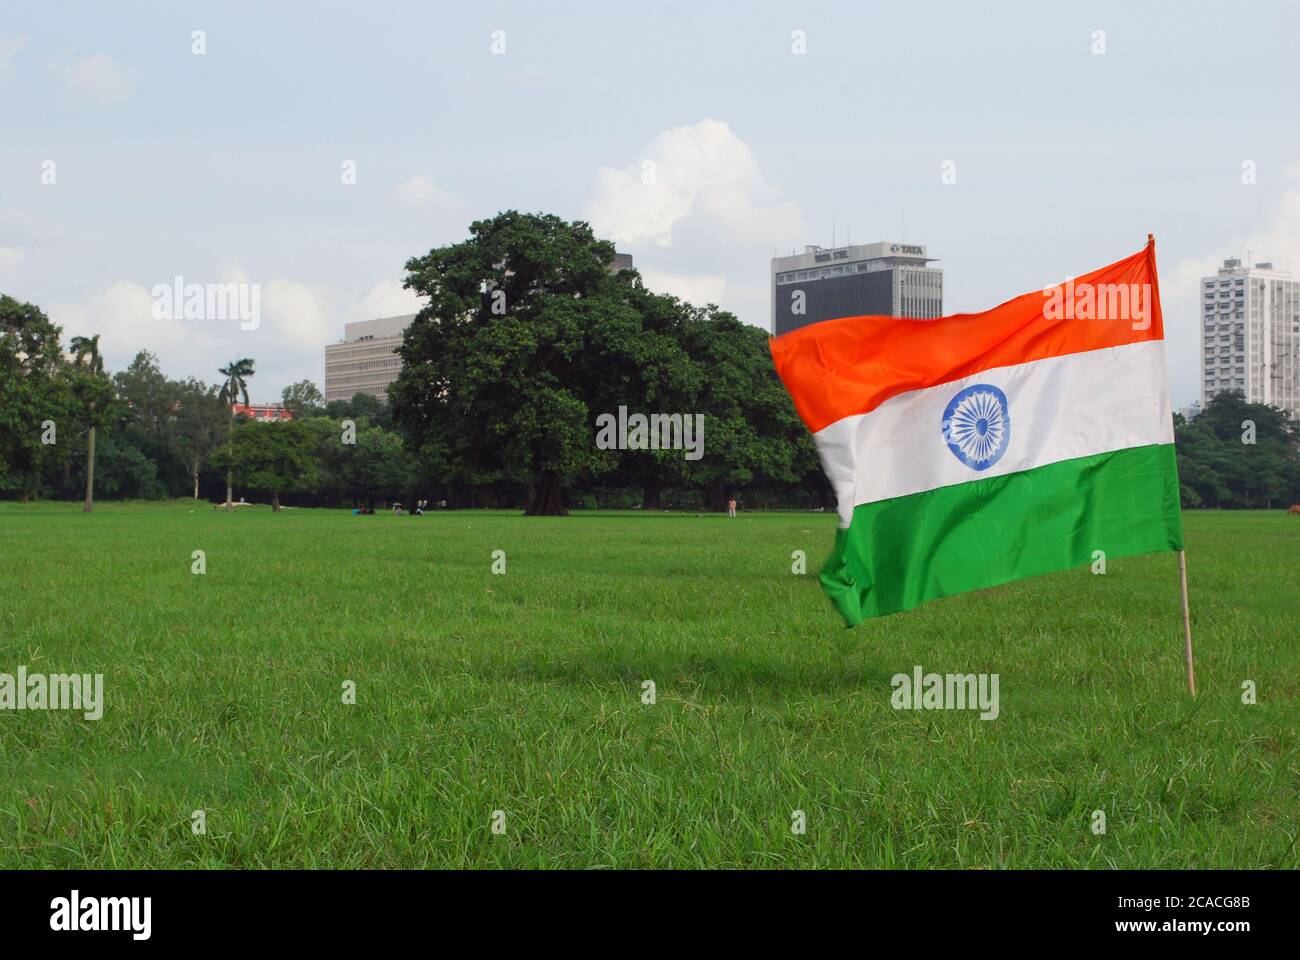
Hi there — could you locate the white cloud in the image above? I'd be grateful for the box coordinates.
[585,118,802,249]
[47,272,427,402]
[347,280,424,324]
[638,269,726,307]
[49,281,194,373]
[245,272,331,353]
[0,246,22,275]
[1163,183,1300,407]
[393,175,453,210]
[61,53,137,104]
[0,35,28,73]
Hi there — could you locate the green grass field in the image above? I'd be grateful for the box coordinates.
[0,502,1296,868]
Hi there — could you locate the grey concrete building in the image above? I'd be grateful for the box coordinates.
[323,314,413,403]
[771,242,942,335]
[1200,257,1300,419]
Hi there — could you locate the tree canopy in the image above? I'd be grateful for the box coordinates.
[6,223,1298,517]
[282,378,325,419]
[391,211,821,514]
[229,419,316,512]
[0,295,79,500]
[1175,392,1300,508]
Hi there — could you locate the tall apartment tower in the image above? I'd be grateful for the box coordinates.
[323,314,414,403]
[770,241,942,335]
[1200,258,1300,419]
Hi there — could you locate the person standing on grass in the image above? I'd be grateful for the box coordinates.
[727,497,737,518]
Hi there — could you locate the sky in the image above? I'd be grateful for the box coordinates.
[2,0,1299,407]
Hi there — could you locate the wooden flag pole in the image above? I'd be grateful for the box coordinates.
[1178,550,1196,697]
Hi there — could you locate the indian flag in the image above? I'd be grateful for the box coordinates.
[771,239,1184,626]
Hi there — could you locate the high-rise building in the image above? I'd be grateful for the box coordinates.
[771,242,942,335]
[324,314,413,403]
[1199,258,1300,418]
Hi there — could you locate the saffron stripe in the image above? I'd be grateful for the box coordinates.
[770,241,1165,433]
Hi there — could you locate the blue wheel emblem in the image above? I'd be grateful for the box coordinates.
[942,384,1010,471]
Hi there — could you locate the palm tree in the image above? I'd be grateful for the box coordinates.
[70,335,103,513]
[217,359,255,512]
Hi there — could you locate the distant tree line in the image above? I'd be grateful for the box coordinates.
[1175,391,1300,509]
[0,295,430,509]
[4,212,1299,513]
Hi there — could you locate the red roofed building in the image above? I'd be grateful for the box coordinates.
[232,403,293,422]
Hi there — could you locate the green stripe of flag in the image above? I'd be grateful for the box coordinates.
[821,443,1184,625]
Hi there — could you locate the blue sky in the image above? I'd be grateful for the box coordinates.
[3,0,1299,406]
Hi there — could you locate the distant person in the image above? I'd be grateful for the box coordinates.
[727,497,737,518]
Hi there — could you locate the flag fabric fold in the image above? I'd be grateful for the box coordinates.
[770,239,1184,625]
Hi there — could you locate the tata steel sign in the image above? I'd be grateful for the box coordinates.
[889,244,926,255]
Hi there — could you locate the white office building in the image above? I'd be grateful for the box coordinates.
[1200,258,1300,418]
[323,314,414,403]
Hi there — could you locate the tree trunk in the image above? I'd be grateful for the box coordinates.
[642,478,661,511]
[224,410,234,511]
[82,426,96,513]
[708,477,727,513]
[523,470,568,516]
[192,471,200,499]
[271,492,281,512]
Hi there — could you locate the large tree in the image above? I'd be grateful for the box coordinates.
[170,378,228,499]
[281,379,325,419]
[112,351,184,488]
[217,359,255,511]
[114,351,172,449]
[0,295,75,500]
[1175,392,1300,508]
[583,283,701,510]
[230,419,317,512]
[676,307,817,512]
[325,391,393,430]
[393,211,632,515]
